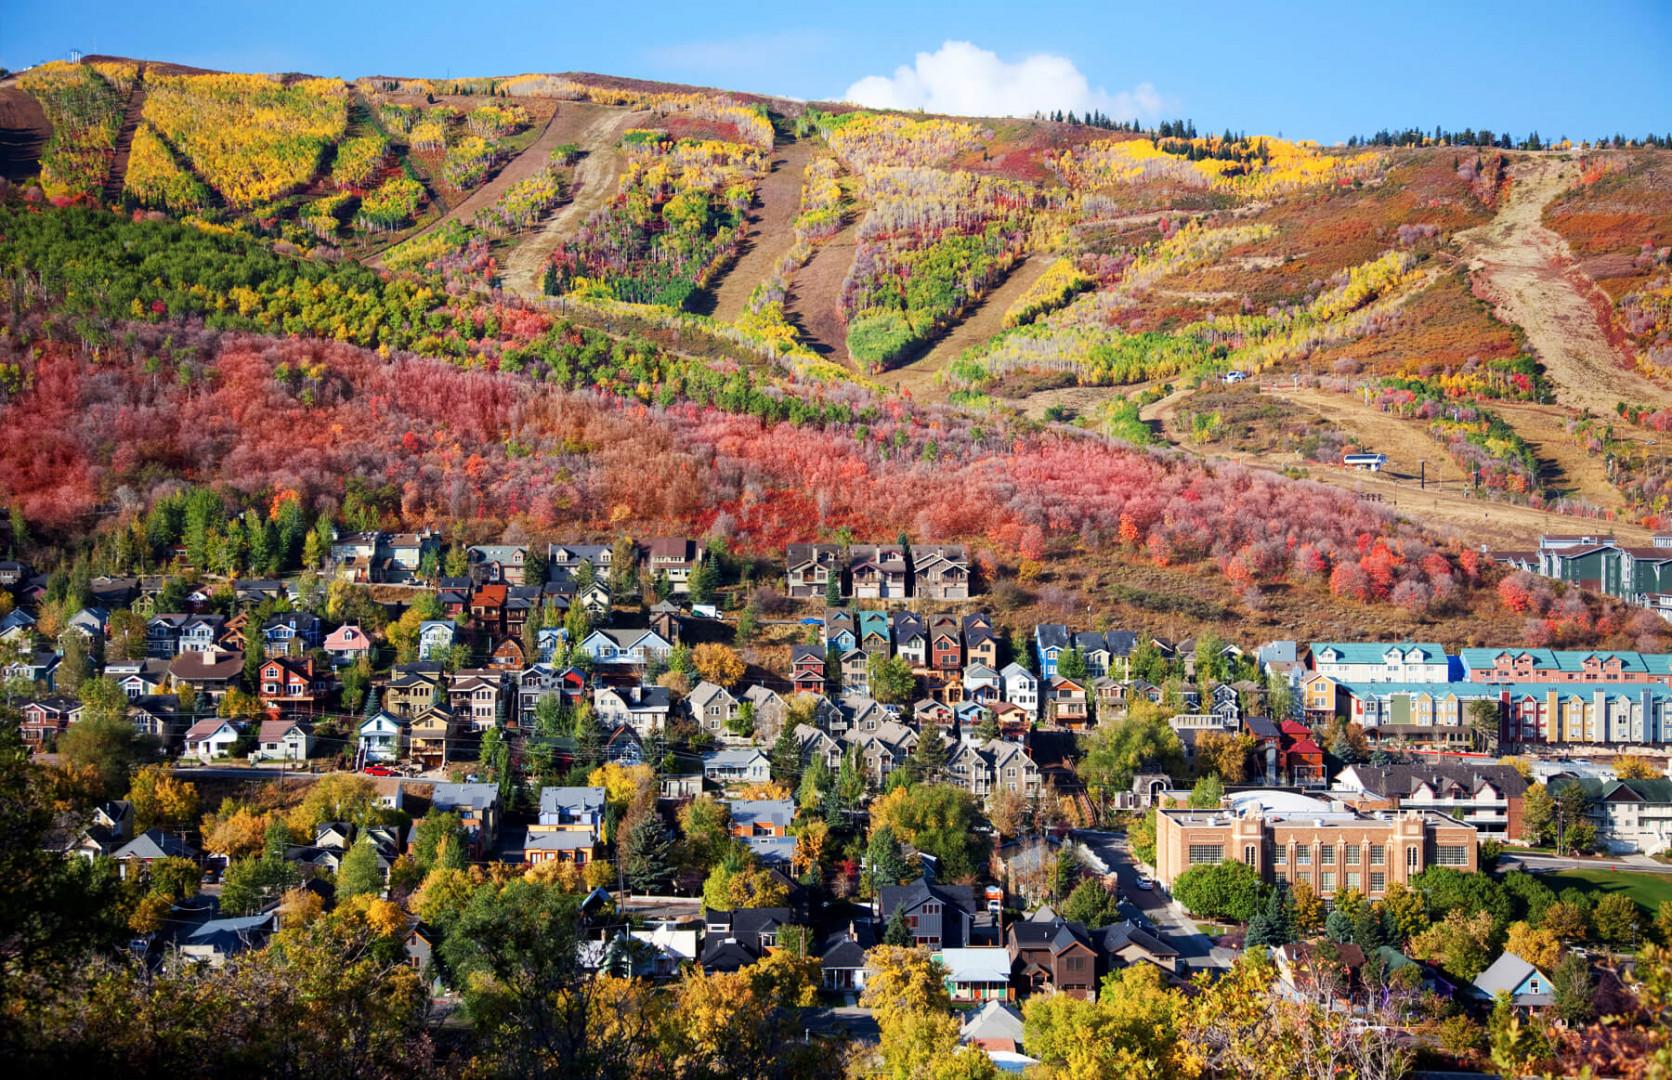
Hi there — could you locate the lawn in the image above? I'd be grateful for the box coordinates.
[1546,868,1672,917]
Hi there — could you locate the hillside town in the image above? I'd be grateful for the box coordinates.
[5,527,1671,1076]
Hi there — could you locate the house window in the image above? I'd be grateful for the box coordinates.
[1320,872,1336,894]
[1406,846,1420,871]
[1346,872,1360,891]
[1369,872,1385,894]
[1244,844,1257,867]
[1296,847,1312,866]
[1187,844,1224,866]
[1344,844,1360,866]
[1272,847,1287,867]
[923,903,941,916]
[1435,845,1468,867]
[1528,977,1541,993]
[1319,845,1335,866]
[1369,844,1385,866]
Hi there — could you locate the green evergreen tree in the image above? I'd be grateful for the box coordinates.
[868,826,913,889]
[883,906,910,946]
[621,813,675,893]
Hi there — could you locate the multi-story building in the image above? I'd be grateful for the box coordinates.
[1308,642,1451,683]
[784,543,844,599]
[1154,799,1478,899]
[1547,776,1672,855]
[1461,647,1672,685]
[1332,764,1528,841]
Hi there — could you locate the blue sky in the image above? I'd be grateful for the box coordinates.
[5,0,1669,142]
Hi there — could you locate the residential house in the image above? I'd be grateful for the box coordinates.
[1045,676,1090,728]
[820,923,875,992]
[947,739,1042,800]
[111,828,199,880]
[468,584,509,635]
[429,782,502,851]
[178,615,227,654]
[260,612,323,657]
[233,579,287,607]
[857,611,892,658]
[593,684,672,736]
[824,610,858,653]
[1470,951,1554,1010]
[417,621,457,662]
[516,664,587,720]
[728,799,794,837]
[1000,663,1039,719]
[522,830,598,865]
[790,645,826,696]
[129,696,183,750]
[929,615,963,673]
[253,719,313,762]
[409,706,461,770]
[959,1001,1035,1070]
[488,637,526,671]
[688,680,741,736]
[941,947,1014,1003]
[785,543,844,599]
[604,724,644,765]
[701,748,771,784]
[700,907,799,972]
[386,664,446,717]
[184,718,243,762]
[323,624,373,667]
[963,615,999,669]
[1033,625,1073,680]
[848,545,910,599]
[793,724,844,771]
[5,649,59,691]
[646,537,702,594]
[1093,920,1181,977]
[911,544,972,600]
[359,710,409,763]
[892,611,928,668]
[547,543,616,578]
[532,786,606,836]
[1547,776,1672,854]
[1332,763,1529,841]
[1007,915,1099,999]
[258,656,330,712]
[741,685,788,739]
[19,696,77,751]
[581,627,672,670]
[1460,647,1672,685]
[467,544,529,586]
[963,663,1002,704]
[105,658,170,701]
[840,649,870,695]
[448,669,508,731]
[877,877,1000,949]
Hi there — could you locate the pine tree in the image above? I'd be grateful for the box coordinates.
[907,728,947,784]
[868,826,912,889]
[884,906,911,946]
[770,726,803,790]
[621,812,675,893]
[824,574,842,607]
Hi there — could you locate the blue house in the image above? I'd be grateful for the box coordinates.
[1034,624,1072,680]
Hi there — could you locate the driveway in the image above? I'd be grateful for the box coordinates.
[1074,829,1235,971]
[1501,853,1672,876]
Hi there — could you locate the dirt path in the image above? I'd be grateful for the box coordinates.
[0,84,49,184]
[102,65,146,203]
[1491,401,1631,509]
[1187,383,1653,550]
[499,103,646,298]
[368,101,572,267]
[876,256,1057,400]
[701,138,814,322]
[782,217,858,363]
[1458,156,1671,415]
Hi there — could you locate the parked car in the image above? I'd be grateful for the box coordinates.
[1135,875,1155,891]
[1222,370,1248,383]
[363,765,394,777]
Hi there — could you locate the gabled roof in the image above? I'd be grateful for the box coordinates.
[114,828,198,861]
[1471,951,1552,1004]
[1310,641,1447,664]
[429,782,499,812]
[960,999,1025,1045]
[539,786,605,818]
[727,799,795,830]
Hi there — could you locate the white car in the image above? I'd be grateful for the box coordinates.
[1135,876,1155,891]
[1221,370,1248,384]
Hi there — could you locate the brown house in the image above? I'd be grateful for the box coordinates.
[1007,917,1099,999]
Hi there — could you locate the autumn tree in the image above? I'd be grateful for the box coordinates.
[128,764,199,832]
[1193,730,1253,783]
[868,653,917,704]
[868,783,983,882]
[693,643,745,688]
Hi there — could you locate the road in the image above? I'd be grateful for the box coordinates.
[1074,829,1235,971]
[1501,853,1672,876]
[172,765,324,782]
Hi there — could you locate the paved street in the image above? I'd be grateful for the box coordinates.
[1501,853,1672,875]
[1073,829,1235,971]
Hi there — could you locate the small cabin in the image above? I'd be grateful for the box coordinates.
[1342,452,1386,472]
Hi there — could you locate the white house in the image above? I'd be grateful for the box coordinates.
[1000,663,1039,718]
[418,621,457,662]
[593,685,673,735]
[252,719,313,763]
[581,628,672,668]
[701,748,771,784]
[359,711,409,763]
[184,719,242,763]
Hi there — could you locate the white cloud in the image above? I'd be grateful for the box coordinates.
[843,40,1167,122]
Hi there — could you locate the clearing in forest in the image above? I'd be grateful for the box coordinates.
[1459,155,1671,416]
[782,216,859,364]
[500,103,647,298]
[875,256,1057,401]
[702,137,814,322]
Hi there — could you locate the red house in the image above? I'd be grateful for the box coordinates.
[790,645,826,695]
[258,656,330,712]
